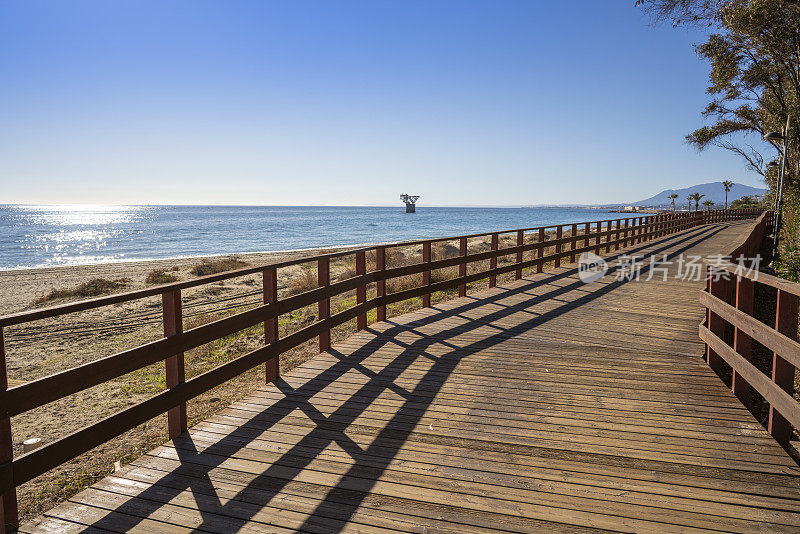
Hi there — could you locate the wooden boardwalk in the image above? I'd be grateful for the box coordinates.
[23,221,800,533]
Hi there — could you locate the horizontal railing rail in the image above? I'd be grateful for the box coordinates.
[697,212,800,448]
[0,208,762,328]
[0,207,762,532]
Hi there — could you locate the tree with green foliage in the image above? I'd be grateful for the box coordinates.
[637,0,798,181]
[668,193,679,211]
[638,0,800,278]
[703,199,715,211]
[722,180,734,209]
[686,194,694,211]
[730,194,762,209]
[690,192,706,211]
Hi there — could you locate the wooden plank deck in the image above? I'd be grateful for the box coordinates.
[23,221,800,533]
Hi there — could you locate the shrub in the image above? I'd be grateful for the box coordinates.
[387,273,422,293]
[435,242,460,259]
[185,313,216,330]
[34,278,130,305]
[730,195,762,210]
[190,256,248,276]
[335,260,359,282]
[288,267,318,295]
[145,269,178,285]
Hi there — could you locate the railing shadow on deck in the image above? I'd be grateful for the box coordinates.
[6,209,748,532]
[84,223,730,533]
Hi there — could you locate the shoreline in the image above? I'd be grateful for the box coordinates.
[0,244,359,315]
[0,242,373,273]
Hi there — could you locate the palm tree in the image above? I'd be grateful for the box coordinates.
[668,193,679,211]
[689,192,705,212]
[703,199,714,211]
[686,194,693,211]
[722,180,734,209]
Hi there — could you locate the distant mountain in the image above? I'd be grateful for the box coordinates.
[633,181,766,208]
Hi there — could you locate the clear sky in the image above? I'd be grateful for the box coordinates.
[0,0,772,206]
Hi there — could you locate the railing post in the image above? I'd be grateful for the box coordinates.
[769,289,799,446]
[163,290,187,439]
[584,222,590,250]
[421,243,432,307]
[318,257,331,352]
[537,228,545,273]
[605,220,612,253]
[489,233,499,287]
[263,268,279,382]
[595,221,602,253]
[623,218,629,247]
[0,327,18,534]
[458,237,468,297]
[515,230,524,280]
[555,226,562,268]
[356,251,367,327]
[706,268,730,375]
[376,247,386,322]
[615,220,621,251]
[637,217,650,243]
[570,224,578,262]
[731,274,753,402]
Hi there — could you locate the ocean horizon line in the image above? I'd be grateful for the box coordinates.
[1,205,621,270]
[0,202,620,209]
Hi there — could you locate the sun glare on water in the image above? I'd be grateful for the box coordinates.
[18,204,146,226]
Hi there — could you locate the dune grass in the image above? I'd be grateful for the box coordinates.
[190,256,249,276]
[33,278,130,305]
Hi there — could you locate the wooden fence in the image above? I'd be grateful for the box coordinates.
[700,211,800,449]
[0,208,761,531]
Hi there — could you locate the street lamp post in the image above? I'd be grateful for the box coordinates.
[767,160,780,215]
[764,118,790,261]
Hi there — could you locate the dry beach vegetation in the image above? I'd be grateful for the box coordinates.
[1,229,575,520]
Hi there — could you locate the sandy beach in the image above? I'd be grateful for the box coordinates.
[1,245,368,519]
[3,229,559,520]
[1,247,355,315]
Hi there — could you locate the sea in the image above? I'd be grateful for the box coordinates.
[0,205,619,270]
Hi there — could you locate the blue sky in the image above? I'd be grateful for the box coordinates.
[0,1,773,206]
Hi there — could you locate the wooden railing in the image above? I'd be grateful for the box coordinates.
[698,211,800,449]
[0,208,761,531]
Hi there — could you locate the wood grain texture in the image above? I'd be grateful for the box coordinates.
[22,218,800,534]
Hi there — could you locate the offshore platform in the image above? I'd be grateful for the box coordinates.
[400,194,420,213]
